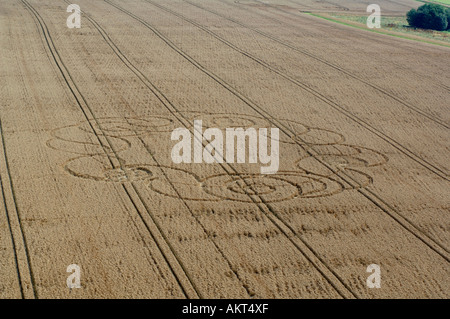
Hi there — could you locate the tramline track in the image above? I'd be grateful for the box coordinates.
[0,119,36,298]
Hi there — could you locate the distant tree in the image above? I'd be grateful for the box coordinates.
[406,9,422,27]
[406,3,448,31]
[447,8,450,30]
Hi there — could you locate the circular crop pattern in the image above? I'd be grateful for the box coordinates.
[78,117,175,137]
[202,173,343,202]
[64,156,155,183]
[202,174,299,203]
[103,166,154,183]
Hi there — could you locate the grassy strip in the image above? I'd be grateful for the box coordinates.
[328,15,449,40]
[307,13,450,48]
[416,0,450,6]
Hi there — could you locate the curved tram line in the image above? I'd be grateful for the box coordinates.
[21,0,201,299]
[0,120,37,299]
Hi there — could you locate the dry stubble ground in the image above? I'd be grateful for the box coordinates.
[0,0,448,298]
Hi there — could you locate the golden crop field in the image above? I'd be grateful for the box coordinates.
[0,0,448,299]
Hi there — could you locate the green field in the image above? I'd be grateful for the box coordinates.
[420,0,450,5]
[324,14,450,45]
